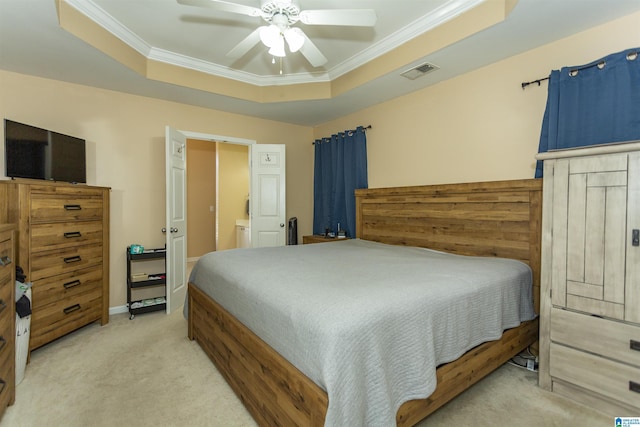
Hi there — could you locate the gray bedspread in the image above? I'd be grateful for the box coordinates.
[186,239,535,427]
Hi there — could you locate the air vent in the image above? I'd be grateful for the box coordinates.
[401,62,439,80]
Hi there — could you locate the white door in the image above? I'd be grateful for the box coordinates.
[165,126,187,314]
[250,144,286,247]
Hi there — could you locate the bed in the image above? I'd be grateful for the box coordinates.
[187,178,542,426]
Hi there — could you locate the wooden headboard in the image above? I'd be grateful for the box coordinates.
[355,179,543,312]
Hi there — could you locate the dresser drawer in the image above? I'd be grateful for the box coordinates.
[31,221,103,253]
[0,237,12,288]
[0,286,10,322]
[550,343,640,410]
[30,192,104,223]
[0,311,12,358]
[30,286,102,349]
[31,245,103,281]
[32,265,102,310]
[551,307,640,368]
[0,341,14,416]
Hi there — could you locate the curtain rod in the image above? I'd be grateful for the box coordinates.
[311,125,372,144]
[521,77,549,90]
[521,55,624,90]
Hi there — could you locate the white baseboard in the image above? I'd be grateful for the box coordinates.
[109,305,129,316]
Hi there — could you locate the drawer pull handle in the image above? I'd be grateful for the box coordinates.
[0,337,5,352]
[63,256,82,264]
[64,204,82,210]
[64,231,82,238]
[0,255,11,266]
[0,299,6,314]
[63,304,81,315]
[631,340,640,352]
[63,279,82,289]
[630,381,640,394]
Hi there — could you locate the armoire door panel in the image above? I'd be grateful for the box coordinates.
[567,173,586,285]
[551,160,569,308]
[604,186,627,304]
[626,152,640,324]
[583,186,605,286]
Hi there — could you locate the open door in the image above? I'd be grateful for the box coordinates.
[250,144,286,247]
[165,126,187,314]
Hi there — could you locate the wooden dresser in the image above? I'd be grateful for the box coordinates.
[0,224,16,420]
[0,180,110,353]
[537,142,640,415]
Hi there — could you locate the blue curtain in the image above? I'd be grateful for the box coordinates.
[313,126,368,238]
[535,48,640,177]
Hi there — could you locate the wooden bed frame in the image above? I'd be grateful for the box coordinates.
[188,178,542,426]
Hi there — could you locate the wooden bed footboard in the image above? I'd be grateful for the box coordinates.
[189,281,538,427]
[188,178,542,426]
[189,283,328,426]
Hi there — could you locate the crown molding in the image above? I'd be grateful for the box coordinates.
[327,0,485,80]
[64,0,483,85]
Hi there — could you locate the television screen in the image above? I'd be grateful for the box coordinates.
[4,119,86,183]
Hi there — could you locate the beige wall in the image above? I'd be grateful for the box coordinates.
[186,138,216,258]
[0,71,314,309]
[314,11,640,189]
[217,142,249,251]
[0,10,638,310]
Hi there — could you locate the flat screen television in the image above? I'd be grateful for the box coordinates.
[4,119,86,183]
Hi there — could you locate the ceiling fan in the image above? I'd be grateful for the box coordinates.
[177,0,377,68]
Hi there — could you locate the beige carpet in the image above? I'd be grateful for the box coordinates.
[2,309,610,427]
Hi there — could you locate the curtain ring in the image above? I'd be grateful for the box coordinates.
[597,60,606,69]
[627,51,638,61]
[569,69,579,77]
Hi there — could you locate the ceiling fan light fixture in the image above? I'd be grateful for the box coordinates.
[268,36,286,57]
[260,24,281,48]
[284,27,304,53]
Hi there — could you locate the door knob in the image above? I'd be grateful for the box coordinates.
[280,223,285,227]
[170,227,178,233]
[161,228,166,233]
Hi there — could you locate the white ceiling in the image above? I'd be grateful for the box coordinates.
[1,0,639,126]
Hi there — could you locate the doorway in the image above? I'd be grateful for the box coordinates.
[186,139,251,260]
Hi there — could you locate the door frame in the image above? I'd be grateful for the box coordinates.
[181,131,256,253]
[175,129,258,258]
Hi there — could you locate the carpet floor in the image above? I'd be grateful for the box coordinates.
[1,309,611,427]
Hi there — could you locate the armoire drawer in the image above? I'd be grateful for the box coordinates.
[31,221,103,253]
[551,307,640,368]
[32,265,102,310]
[30,192,104,223]
[550,343,640,410]
[30,287,102,348]
[30,245,103,281]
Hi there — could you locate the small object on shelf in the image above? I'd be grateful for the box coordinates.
[129,244,144,254]
[130,272,148,282]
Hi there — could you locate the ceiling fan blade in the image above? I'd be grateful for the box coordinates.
[299,9,377,27]
[298,31,327,67]
[177,0,262,18]
[227,27,264,59]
